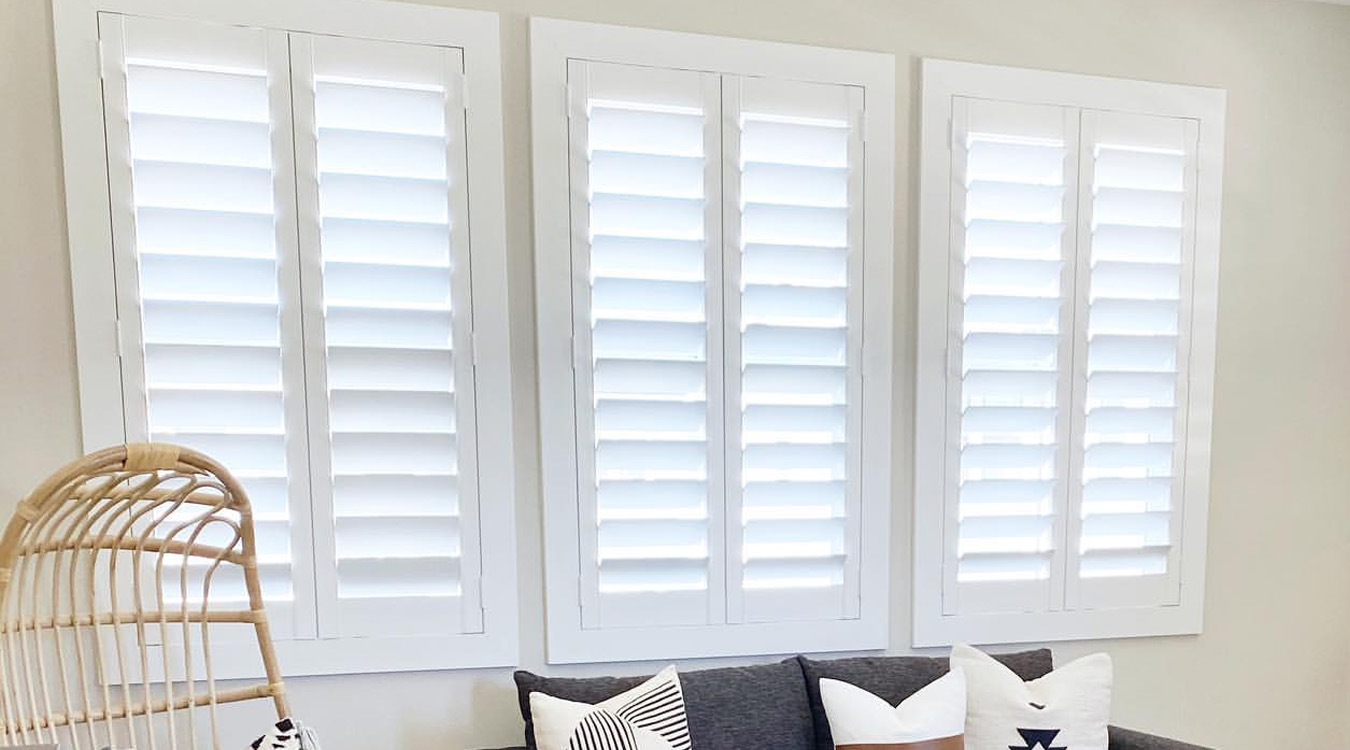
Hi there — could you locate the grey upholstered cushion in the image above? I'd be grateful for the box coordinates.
[480,730,1210,750]
[1108,726,1213,750]
[797,649,1054,750]
[514,658,814,750]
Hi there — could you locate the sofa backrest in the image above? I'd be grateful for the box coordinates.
[797,649,1055,750]
[514,658,815,750]
[512,649,1053,750]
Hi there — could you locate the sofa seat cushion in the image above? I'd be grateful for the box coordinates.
[515,658,814,750]
[798,649,1053,750]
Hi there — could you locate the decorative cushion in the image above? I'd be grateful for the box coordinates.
[953,644,1112,750]
[799,649,1053,750]
[819,669,966,749]
[530,665,691,750]
[515,658,814,750]
[251,717,321,750]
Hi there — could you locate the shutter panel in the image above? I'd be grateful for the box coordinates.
[569,61,725,628]
[291,35,481,637]
[99,14,313,639]
[1069,110,1197,609]
[945,98,1078,616]
[724,77,864,623]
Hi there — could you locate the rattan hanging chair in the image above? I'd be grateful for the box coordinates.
[0,443,290,749]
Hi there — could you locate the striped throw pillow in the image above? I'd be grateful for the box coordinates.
[530,665,691,750]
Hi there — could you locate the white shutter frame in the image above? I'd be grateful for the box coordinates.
[56,0,518,677]
[914,59,1224,647]
[533,18,894,664]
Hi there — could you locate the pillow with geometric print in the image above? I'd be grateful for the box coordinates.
[953,644,1113,750]
[530,665,691,750]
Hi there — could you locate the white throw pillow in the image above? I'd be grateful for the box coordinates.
[953,644,1112,750]
[530,665,692,750]
[819,669,966,748]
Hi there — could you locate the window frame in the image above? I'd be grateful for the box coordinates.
[530,17,896,664]
[913,59,1225,647]
[53,0,518,675]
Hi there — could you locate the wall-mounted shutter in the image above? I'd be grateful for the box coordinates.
[941,95,1200,619]
[568,61,724,629]
[291,35,482,637]
[724,77,864,623]
[98,14,313,639]
[565,60,870,632]
[1070,111,1197,610]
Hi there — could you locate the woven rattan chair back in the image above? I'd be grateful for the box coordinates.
[0,443,290,749]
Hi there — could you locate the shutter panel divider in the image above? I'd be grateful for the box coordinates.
[1062,108,1095,611]
[566,59,602,629]
[720,75,745,624]
[287,32,340,639]
[841,86,866,620]
[704,72,729,628]
[940,97,969,617]
[444,54,485,635]
[266,26,320,641]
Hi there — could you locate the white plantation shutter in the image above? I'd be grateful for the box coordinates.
[1070,111,1197,609]
[569,61,724,628]
[99,14,313,640]
[725,77,864,623]
[916,59,1222,645]
[945,98,1076,616]
[82,6,516,671]
[552,41,886,658]
[291,34,482,637]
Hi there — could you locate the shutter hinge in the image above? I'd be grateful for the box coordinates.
[113,318,124,360]
[470,329,480,370]
[565,82,576,121]
[458,73,470,111]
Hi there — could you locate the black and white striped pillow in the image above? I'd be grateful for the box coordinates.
[529,665,692,750]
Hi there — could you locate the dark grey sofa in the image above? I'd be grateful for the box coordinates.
[487,649,1211,750]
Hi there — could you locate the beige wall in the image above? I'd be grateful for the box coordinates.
[4,0,1350,747]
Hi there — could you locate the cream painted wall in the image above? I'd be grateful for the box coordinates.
[3,0,1350,748]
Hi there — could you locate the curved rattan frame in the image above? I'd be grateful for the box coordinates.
[0,443,290,749]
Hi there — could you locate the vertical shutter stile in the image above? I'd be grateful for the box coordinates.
[99,14,313,639]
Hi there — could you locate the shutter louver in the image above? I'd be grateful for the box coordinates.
[570,62,724,628]
[294,35,481,637]
[726,78,864,623]
[947,99,1076,615]
[1070,110,1197,609]
[103,15,310,638]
